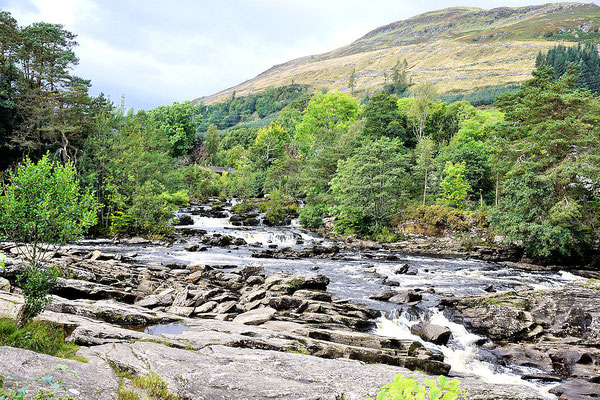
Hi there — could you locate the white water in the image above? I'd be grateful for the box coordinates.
[376,310,559,398]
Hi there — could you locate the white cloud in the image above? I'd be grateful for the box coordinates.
[4,0,599,109]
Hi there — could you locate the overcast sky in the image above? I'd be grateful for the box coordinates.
[2,0,598,109]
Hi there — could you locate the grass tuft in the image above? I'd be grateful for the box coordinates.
[0,318,85,361]
[133,372,178,400]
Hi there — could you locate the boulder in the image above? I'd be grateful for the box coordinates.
[0,277,10,291]
[233,307,277,325]
[410,322,452,345]
[135,293,174,309]
[176,214,194,226]
[370,289,396,301]
[389,290,422,304]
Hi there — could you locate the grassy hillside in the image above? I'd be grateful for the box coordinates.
[198,2,600,104]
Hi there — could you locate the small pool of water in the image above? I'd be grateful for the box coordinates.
[123,321,189,337]
[145,321,189,336]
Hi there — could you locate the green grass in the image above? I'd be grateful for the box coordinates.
[0,318,85,362]
[133,373,178,400]
[117,387,140,400]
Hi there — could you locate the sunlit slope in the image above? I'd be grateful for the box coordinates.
[198,2,600,104]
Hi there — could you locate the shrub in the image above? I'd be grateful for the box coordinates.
[264,189,298,226]
[17,266,60,323]
[366,374,467,400]
[0,154,97,324]
[395,205,473,235]
[298,204,327,229]
[182,165,221,200]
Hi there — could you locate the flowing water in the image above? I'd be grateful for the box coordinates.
[72,202,584,398]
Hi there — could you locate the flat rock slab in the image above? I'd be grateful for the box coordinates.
[0,346,118,400]
[233,306,277,325]
[81,341,543,400]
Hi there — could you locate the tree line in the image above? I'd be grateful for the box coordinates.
[0,11,598,265]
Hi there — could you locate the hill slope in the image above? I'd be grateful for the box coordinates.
[198,2,600,104]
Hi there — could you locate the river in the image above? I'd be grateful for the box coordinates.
[71,201,583,398]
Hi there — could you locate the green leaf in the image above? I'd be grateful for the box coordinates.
[437,375,449,388]
[423,379,438,389]
[429,388,442,400]
[442,392,458,400]
[40,375,53,385]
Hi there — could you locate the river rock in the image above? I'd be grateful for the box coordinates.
[370,288,396,301]
[239,262,266,279]
[410,322,452,345]
[233,307,277,325]
[135,292,174,308]
[389,290,422,304]
[549,379,600,400]
[176,214,194,226]
[0,346,118,400]
[0,277,10,291]
[79,340,543,400]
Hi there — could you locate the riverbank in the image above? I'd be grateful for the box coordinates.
[0,241,541,399]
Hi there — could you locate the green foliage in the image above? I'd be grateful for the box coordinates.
[490,65,600,259]
[0,319,81,360]
[17,266,60,323]
[331,137,409,232]
[264,189,298,226]
[145,101,199,157]
[197,84,309,133]
[441,84,520,106]
[182,165,221,200]
[437,162,471,209]
[536,44,600,94]
[299,204,327,229]
[0,364,73,400]
[362,93,408,143]
[132,372,177,400]
[0,154,97,250]
[79,105,184,236]
[366,374,466,400]
[295,92,358,155]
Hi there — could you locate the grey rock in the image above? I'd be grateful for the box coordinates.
[389,290,422,304]
[233,307,277,325]
[410,322,452,345]
[0,346,117,400]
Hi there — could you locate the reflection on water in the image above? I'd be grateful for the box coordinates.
[144,321,188,336]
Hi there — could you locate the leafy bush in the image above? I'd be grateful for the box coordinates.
[366,375,466,400]
[17,266,60,323]
[0,154,97,323]
[264,189,298,226]
[182,165,221,200]
[299,204,327,229]
[395,205,474,235]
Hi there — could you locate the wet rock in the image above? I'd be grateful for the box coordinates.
[292,289,333,302]
[389,290,422,304]
[369,289,396,301]
[185,242,201,252]
[233,307,277,325]
[549,379,600,400]
[246,276,265,286]
[410,322,452,345]
[239,262,265,279]
[176,214,194,226]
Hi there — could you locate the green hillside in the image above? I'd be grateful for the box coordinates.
[198,2,600,104]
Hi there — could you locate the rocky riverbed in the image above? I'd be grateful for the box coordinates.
[0,199,595,399]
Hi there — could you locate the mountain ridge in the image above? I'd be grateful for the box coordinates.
[197,2,600,104]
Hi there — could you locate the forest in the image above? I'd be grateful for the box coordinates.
[0,11,599,266]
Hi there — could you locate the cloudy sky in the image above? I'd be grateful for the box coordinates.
[2,0,598,109]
